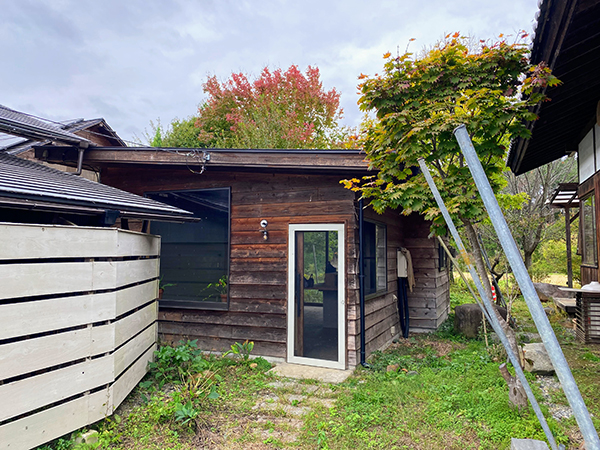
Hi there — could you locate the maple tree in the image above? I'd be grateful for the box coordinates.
[344,33,558,407]
[195,65,350,149]
[344,33,557,287]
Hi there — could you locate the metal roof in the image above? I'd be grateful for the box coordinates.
[0,152,194,221]
[549,182,580,208]
[0,104,91,146]
[508,0,600,175]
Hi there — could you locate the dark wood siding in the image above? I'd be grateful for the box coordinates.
[347,208,449,367]
[102,168,356,361]
[101,167,450,367]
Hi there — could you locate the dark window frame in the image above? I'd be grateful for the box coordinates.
[364,220,387,297]
[147,187,231,311]
[580,192,598,268]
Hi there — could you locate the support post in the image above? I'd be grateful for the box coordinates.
[454,124,599,450]
[565,207,573,288]
[418,157,559,450]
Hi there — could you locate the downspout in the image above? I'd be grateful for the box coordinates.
[73,141,89,176]
[358,198,367,366]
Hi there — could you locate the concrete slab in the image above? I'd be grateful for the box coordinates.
[510,438,550,450]
[268,362,353,384]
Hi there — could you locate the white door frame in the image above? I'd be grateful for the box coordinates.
[287,223,346,369]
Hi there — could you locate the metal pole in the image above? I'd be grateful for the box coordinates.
[454,124,599,450]
[418,158,559,450]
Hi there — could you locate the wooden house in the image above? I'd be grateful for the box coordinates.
[39,145,450,369]
[508,0,600,286]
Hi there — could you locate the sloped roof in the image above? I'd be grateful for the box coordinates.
[0,151,194,221]
[0,117,125,155]
[0,104,90,146]
[508,0,600,175]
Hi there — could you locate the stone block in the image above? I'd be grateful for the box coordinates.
[454,303,507,338]
[523,343,555,375]
[510,438,549,450]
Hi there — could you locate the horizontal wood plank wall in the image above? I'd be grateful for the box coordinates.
[400,213,450,332]
[0,223,159,450]
[347,209,450,366]
[101,168,357,362]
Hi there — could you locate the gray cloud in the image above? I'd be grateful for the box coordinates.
[2,0,540,143]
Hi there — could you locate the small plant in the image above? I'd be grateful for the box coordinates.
[224,340,254,361]
[203,275,228,295]
[148,340,209,387]
[174,401,199,425]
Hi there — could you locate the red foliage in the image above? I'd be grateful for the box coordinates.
[196,65,344,149]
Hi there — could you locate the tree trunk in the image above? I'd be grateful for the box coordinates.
[523,251,533,271]
[499,363,528,412]
[462,219,527,410]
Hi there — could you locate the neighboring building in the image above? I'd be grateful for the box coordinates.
[38,145,450,369]
[508,0,600,285]
[0,104,126,181]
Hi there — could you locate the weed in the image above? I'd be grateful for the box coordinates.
[581,351,600,362]
[224,340,254,361]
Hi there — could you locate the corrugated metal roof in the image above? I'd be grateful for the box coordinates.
[0,152,193,220]
[0,104,90,145]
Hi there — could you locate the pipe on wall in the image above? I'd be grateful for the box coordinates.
[358,198,366,366]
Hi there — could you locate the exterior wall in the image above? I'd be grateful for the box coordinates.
[579,172,600,285]
[0,224,159,450]
[101,168,357,362]
[347,208,449,366]
[101,167,450,368]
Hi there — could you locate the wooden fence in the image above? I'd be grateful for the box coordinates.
[0,223,160,450]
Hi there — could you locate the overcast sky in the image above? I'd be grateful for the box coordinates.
[2,0,540,144]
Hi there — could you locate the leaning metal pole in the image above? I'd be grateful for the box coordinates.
[454,124,600,450]
[418,158,559,450]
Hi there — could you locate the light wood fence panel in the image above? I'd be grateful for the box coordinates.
[0,223,160,450]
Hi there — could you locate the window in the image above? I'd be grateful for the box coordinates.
[581,194,597,266]
[147,188,230,309]
[364,221,387,295]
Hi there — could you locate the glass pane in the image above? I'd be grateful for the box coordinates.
[294,230,338,361]
[148,189,230,304]
[364,221,386,294]
[582,195,597,266]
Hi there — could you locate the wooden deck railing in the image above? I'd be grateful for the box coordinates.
[0,223,160,450]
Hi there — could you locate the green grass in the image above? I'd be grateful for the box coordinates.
[36,286,600,450]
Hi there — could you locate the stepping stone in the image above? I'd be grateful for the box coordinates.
[510,438,550,450]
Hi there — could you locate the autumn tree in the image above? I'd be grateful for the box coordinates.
[195,65,350,149]
[147,66,353,149]
[346,33,557,291]
[344,34,558,407]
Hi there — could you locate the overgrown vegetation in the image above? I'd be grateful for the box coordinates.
[37,284,600,450]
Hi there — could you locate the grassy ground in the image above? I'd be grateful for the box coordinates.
[38,280,600,450]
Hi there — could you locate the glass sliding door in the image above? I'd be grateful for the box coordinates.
[287,224,345,369]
